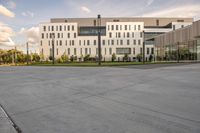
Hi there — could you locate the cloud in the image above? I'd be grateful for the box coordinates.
[7,1,16,9]
[0,5,15,18]
[146,0,154,7]
[0,22,15,46]
[21,11,34,18]
[81,6,91,13]
[142,4,200,18]
[19,27,39,45]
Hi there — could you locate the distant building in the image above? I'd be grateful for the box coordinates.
[153,20,200,61]
[39,17,193,61]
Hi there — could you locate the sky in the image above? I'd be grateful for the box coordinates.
[0,0,200,52]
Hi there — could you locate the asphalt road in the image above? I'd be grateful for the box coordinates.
[0,64,200,133]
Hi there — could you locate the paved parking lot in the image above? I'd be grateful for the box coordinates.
[0,64,200,133]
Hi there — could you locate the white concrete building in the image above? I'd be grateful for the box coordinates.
[39,17,193,61]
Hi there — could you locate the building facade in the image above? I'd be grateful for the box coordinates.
[154,20,200,61]
[39,17,193,61]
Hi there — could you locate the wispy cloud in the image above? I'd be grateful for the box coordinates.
[0,5,15,18]
[21,11,34,18]
[81,6,91,13]
[19,27,39,45]
[146,0,154,7]
[6,1,16,9]
[142,4,200,18]
[0,22,15,46]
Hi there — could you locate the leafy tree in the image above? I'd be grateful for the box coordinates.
[61,54,69,63]
[112,53,116,62]
[136,54,142,62]
[84,54,90,62]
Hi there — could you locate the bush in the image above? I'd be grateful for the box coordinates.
[84,54,90,61]
[112,53,116,62]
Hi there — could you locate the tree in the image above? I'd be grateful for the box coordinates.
[136,54,142,62]
[123,54,129,62]
[112,53,116,62]
[84,54,90,62]
[61,54,69,63]
[149,54,153,62]
[32,53,40,62]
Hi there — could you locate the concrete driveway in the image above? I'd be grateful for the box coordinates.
[0,64,200,133]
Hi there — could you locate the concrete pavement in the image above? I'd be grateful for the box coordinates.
[0,63,200,133]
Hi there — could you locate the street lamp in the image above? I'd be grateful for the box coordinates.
[143,31,145,64]
[51,33,55,64]
[97,14,102,66]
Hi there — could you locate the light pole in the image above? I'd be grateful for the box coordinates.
[143,31,145,64]
[26,42,29,65]
[97,14,102,66]
[52,33,55,64]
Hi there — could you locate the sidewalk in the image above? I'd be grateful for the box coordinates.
[0,105,18,133]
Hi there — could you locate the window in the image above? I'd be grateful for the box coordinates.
[109,48,112,55]
[42,33,44,39]
[68,48,70,55]
[85,48,88,55]
[133,48,135,55]
[140,32,143,38]
[181,25,184,28]
[68,33,70,38]
[120,40,123,45]
[108,25,110,31]
[156,19,159,26]
[94,20,97,26]
[68,25,70,31]
[74,48,76,55]
[134,25,136,30]
[109,32,112,38]
[138,40,141,45]
[80,48,82,55]
[116,25,119,30]
[84,40,85,45]
[94,40,96,45]
[105,48,106,55]
[74,33,76,38]
[43,26,46,31]
[40,41,42,46]
[120,25,122,30]
[138,25,141,30]
[60,40,62,46]
[64,26,66,31]
[58,33,60,38]
[65,40,67,46]
[129,25,131,30]
[79,40,81,46]
[111,40,114,45]
[48,26,50,31]
[72,25,74,31]
[57,48,59,55]
[116,48,131,54]
[118,32,121,38]
[108,40,110,45]
[127,40,130,45]
[140,47,143,54]
[60,26,62,31]
[125,25,127,30]
[56,26,58,31]
[147,48,150,55]
[151,48,154,54]
[56,40,58,46]
[102,40,105,45]
[89,48,91,54]
[132,32,134,38]
[111,25,114,30]
[52,26,54,31]
[127,32,130,38]
[134,40,136,45]
[48,40,50,46]
[72,40,75,46]
[87,40,90,45]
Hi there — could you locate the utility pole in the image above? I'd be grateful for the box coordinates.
[26,42,29,65]
[177,42,180,63]
[97,14,102,66]
[143,31,145,64]
[15,46,17,65]
[52,33,55,64]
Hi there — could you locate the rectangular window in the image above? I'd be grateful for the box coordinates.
[68,33,70,38]
[118,32,121,38]
[102,40,105,45]
[111,40,114,45]
[74,33,76,38]
[60,26,62,31]
[52,26,54,31]
[57,48,59,55]
[79,40,81,46]
[132,32,134,38]
[68,48,70,55]
[64,26,66,31]
[42,33,44,39]
[109,32,112,38]
[151,48,154,54]
[120,40,123,45]
[147,48,150,55]
[111,25,114,30]
[127,40,130,45]
[72,25,74,31]
[134,25,136,30]
[109,48,112,55]
[68,25,70,31]
[40,41,42,46]
[56,26,58,31]
[156,19,159,26]
[133,48,135,55]
[140,32,143,38]
[134,40,136,45]
[116,48,131,55]
[60,40,62,46]
[43,26,46,31]
[58,33,60,38]
[108,40,110,45]
[173,25,175,30]
[85,48,88,55]
[87,40,90,45]
[125,25,127,30]
[89,48,91,54]
[72,40,75,46]
[108,25,110,31]
[138,40,141,45]
[74,48,76,55]
[65,40,67,46]
[127,32,130,38]
[48,40,50,46]
[138,25,141,30]
[116,25,119,30]
[140,47,143,54]
[94,40,96,45]
[80,48,82,55]
[129,25,131,30]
